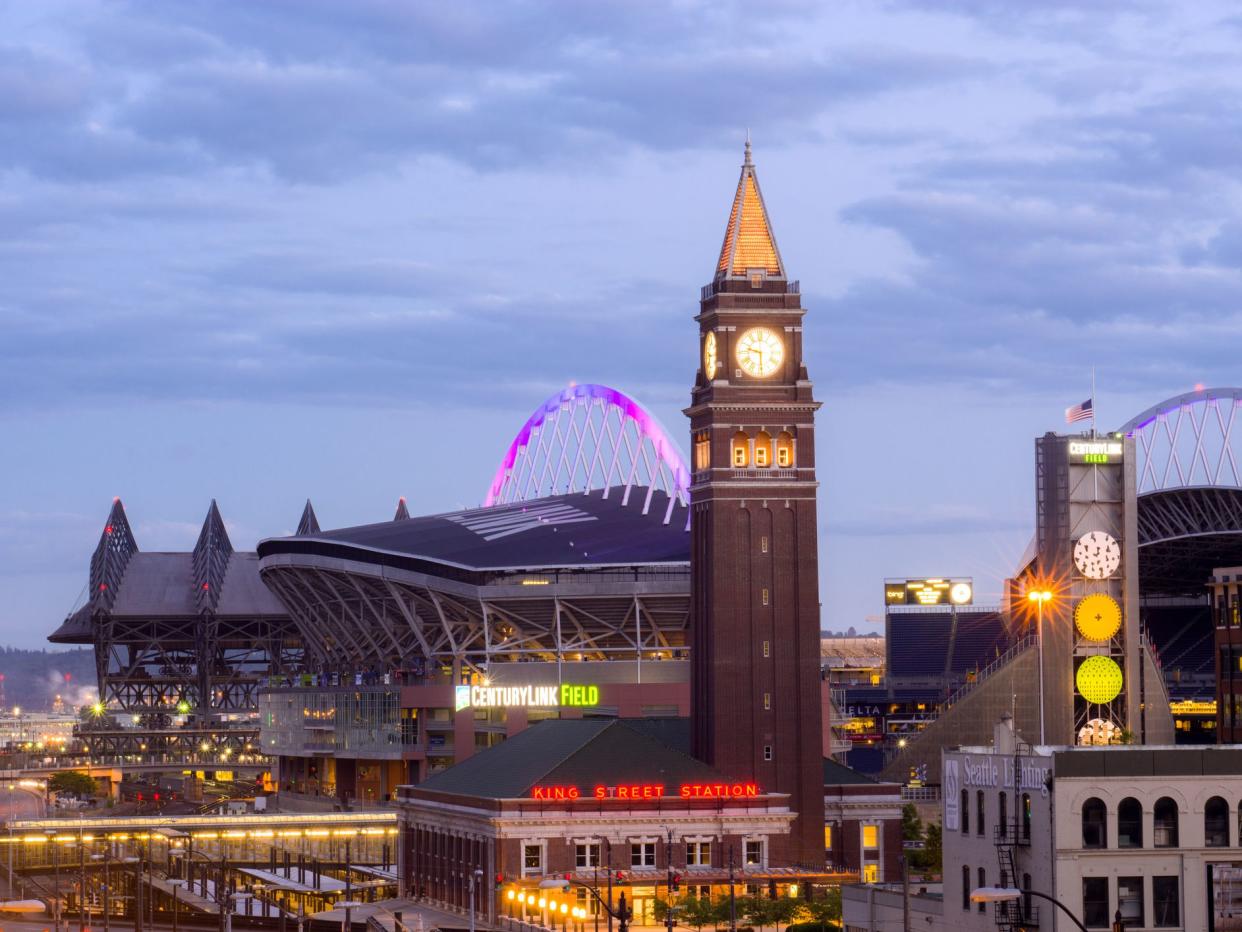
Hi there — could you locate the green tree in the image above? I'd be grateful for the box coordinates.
[801,887,842,928]
[920,822,942,874]
[900,802,923,840]
[49,770,95,797]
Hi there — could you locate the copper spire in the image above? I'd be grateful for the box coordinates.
[715,140,784,280]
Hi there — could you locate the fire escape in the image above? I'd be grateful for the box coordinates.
[993,806,1039,931]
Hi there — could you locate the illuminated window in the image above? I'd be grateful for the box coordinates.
[760,536,769,553]
[754,430,772,467]
[763,745,772,761]
[823,825,832,850]
[763,692,771,710]
[762,588,770,606]
[745,839,764,867]
[776,431,794,467]
[523,843,544,876]
[732,431,749,468]
[862,825,878,849]
[750,272,764,289]
[762,641,770,658]
[694,432,711,471]
[862,865,877,883]
[687,840,711,866]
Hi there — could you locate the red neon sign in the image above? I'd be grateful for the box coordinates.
[531,782,759,801]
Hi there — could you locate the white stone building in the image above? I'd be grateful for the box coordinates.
[846,717,1242,931]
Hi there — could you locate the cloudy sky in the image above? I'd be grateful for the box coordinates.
[3,1,1240,648]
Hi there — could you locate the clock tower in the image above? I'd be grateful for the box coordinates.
[687,142,825,867]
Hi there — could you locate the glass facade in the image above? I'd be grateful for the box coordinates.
[260,687,407,758]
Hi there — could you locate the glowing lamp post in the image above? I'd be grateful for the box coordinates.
[1027,589,1054,744]
[971,885,1093,931]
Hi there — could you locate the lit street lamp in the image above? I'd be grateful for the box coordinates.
[1027,588,1053,744]
[972,885,1092,932]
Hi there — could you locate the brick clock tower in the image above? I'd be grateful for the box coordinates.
[687,142,824,867]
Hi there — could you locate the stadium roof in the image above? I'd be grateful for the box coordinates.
[258,487,690,576]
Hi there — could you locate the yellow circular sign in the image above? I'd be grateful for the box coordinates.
[1075,593,1122,642]
[1077,655,1123,704]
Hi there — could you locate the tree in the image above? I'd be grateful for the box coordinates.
[49,770,95,797]
[920,822,942,874]
[801,887,842,928]
[901,803,923,841]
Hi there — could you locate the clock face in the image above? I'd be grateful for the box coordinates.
[703,331,717,377]
[1074,531,1121,579]
[735,327,784,378]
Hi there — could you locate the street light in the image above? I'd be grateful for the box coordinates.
[1027,588,1054,745]
[468,867,484,932]
[541,878,631,932]
[169,878,186,932]
[972,886,1090,932]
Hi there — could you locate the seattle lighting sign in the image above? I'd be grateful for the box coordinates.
[455,683,600,711]
[531,782,760,801]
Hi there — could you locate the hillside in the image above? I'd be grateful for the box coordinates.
[0,647,97,712]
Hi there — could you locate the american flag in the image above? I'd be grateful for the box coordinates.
[1065,398,1093,424]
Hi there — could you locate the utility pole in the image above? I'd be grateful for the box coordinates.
[665,830,675,932]
[901,855,910,932]
[728,848,737,932]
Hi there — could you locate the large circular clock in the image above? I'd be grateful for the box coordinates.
[735,327,784,378]
[703,331,717,377]
[1074,531,1121,579]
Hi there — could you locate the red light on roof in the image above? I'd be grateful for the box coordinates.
[105,525,113,535]
[64,674,71,682]
[202,583,210,590]
[98,584,108,591]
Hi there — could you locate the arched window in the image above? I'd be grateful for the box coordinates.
[1021,792,1032,840]
[1206,796,1229,847]
[1022,874,1033,921]
[731,431,749,468]
[1154,797,1179,848]
[961,789,969,834]
[1118,797,1143,848]
[976,791,985,836]
[977,868,986,913]
[961,866,970,910]
[754,430,773,468]
[776,431,794,468]
[1081,797,1107,848]
[999,791,1008,838]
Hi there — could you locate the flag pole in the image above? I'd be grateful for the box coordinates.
[1091,367,1097,439]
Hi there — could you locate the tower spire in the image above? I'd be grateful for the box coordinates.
[715,139,784,281]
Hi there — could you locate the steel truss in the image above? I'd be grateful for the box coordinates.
[85,499,302,721]
[1121,388,1242,493]
[261,559,689,675]
[484,383,692,526]
[73,726,260,758]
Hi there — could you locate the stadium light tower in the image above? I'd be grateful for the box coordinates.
[1027,588,1054,745]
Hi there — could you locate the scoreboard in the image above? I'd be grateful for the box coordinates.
[884,577,973,607]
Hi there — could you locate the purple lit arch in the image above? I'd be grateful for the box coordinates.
[1119,387,1242,493]
[484,383,691,525]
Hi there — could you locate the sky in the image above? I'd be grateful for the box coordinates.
[3,0,1242,647]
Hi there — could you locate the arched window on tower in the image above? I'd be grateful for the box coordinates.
[754,431,772,468]
[694,431,711,472]
[732,431,750,468]
[776,431,794,468]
